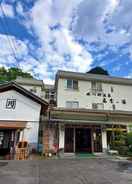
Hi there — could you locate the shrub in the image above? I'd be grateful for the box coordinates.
[110,131,132,156]
[118,146,129,156]
[127,151,132,157]
[126,132,132,146]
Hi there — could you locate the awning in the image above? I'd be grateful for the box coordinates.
[0,121,27,129]
[49,119,128,125]
[50,108,132,124]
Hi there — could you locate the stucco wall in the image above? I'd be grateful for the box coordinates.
[57,78,132,111]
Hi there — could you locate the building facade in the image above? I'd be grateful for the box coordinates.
[15,76,56,105]
[44,70,132,155]
[0,82,48,156]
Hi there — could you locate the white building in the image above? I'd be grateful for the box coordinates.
[44,70,132,155]
[15,76,45,99]
[15,76,56,105]
[0,82,48,156]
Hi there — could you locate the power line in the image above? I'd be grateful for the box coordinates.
[0,2,19,66]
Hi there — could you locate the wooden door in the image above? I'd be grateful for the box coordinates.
[64,128,74,152]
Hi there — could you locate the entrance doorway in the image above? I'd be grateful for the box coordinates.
[75,128,92,153]
[64,128,74,152]
[0,130,20,156]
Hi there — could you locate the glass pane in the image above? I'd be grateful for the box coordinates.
[73,80,78,89]
[72,102,79,108]
[92,103,98,109]
[97,83,102,91]
[91,81,96,89]
[66,101,72,108]
[97,103,104,110]
[45,91,49,99]
[67,79,72,88]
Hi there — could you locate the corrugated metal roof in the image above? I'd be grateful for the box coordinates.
[56,70,132,85]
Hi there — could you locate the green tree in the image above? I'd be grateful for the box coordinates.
[0,67,8,82]
[87,66,109,75]
[0,67,33,82]
[126,132,132,146]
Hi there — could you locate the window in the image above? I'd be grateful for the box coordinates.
[96,82,102,92]
[67,79,72,89]
[66,79,78,90]
[73,80,78,89]
[91,81,102,95]
[92,103,104,110]
[92,103,98,109]
[97,103,104,110]
[50,94,54,100]
[66,101,79,108]
[91,81,96,90]
[45,90,49,99]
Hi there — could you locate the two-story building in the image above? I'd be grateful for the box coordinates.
[15,76,56,105]
[15,76,45,99]
[44,70,132,155]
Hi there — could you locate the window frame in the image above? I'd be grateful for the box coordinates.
[91,81,102,95]
[92,103,104,110]
[45,90,50,99]
[66,79,78,90]
[66,101,79,108]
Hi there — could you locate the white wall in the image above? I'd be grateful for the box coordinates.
[59,124,64,149]
[0,90,41,145]
[57,78,132,111]
[19,84,45,99]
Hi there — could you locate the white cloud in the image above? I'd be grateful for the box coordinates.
[29,0,93,75]
[0,3,14,18]
[17,0,132,80]
[2,0,132,82]
[72,0,109,42]
[72,0,132,48]
[16,2,24,16]
[0,35,53,84]
[0,34,46,79]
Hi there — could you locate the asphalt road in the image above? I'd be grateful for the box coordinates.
[0,158,131,184]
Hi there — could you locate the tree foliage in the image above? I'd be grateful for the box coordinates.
[126,132,132,146]
[87,66,109,75]
[0,67,33,82]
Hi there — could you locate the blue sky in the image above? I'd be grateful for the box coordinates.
[0,0,132,83]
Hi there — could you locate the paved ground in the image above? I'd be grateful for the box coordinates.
[0,158,131,184]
